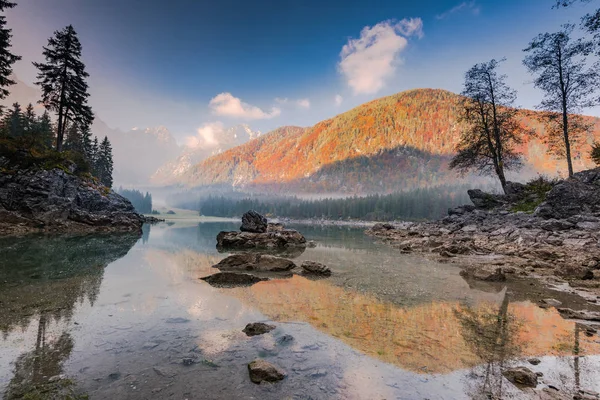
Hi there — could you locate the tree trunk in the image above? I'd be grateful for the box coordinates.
[563,112,574,178]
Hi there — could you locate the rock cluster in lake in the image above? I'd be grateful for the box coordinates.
[367,168,600,308]
[0,163,144,234]
[202,211,331,287]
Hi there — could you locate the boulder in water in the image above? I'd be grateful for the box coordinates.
[200,272,268,287]
[248,359,285,384]
[242,322,276,336]
[240,210,268,233]
[216,229,306,250]
[300,261,331,276]
[214,253,296,272]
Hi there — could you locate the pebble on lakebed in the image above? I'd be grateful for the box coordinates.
[243,322,276,336]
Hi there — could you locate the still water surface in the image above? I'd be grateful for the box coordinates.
[1,221,599,399]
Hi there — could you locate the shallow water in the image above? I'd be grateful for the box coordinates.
[1,222,600,399]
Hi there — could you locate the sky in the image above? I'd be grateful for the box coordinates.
[5,0,600,145]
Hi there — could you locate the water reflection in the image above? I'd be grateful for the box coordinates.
[0,233,139,398]
[1,222,600,399]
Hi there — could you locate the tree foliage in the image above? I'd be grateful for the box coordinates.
[523,24,599,177]
[0,0,20,114]
[449,59,526,193]
[33,25,93,152]
[116,188,152,214]
[190,185,474,221]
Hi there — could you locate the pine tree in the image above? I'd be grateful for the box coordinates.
[449,59,526,193]
[33,25,94,152]
[523,24,599,177]
[35,110,54,148]
[97,136,113,187]
[90,136,99,173]
[22,103,36,135]
[63,122,83,153]
[0,101,22,137]
[0,0,21,114]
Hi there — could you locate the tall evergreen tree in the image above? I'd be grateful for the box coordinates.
[523,24,599,177]
[33,25,94,152]
[449,59,525,193]
[0,101,22,137]
[0,0,21,114]
[22,103,35,135]
[63,122,83,153]
[90,136,99,173]
[36,110,54,148]
[97,136,113,187]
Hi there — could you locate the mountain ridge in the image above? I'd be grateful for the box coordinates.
[178,88,600,194]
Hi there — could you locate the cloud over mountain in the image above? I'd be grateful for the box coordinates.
[338,18,423,95]
[209,92,281,120]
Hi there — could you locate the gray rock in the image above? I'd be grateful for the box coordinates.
[0,166,143,234]
[468,189,506,209]
[535,168,600,219]
[243,322,276,336]
[557,308,600,322]
[300,261,331,276]
[248,359,286,384]
[502,366,538,388]
[541,299,562,307]
[213,253,296,272]
[240,210,268,233]
[528,358,541,365]
[306,240,317,248]
[153,366,177,378]
[460,266,506,282]
[539,219,575,231]
[200,272,268,287]
[216,229,307,250]
[267,222,285,232]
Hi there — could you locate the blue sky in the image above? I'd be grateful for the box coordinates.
[6,0,600,145]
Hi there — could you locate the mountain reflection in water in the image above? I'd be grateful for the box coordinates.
[1,222,599,400]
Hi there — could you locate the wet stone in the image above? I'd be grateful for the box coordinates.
[248,359,286,384]
[502,366,538,388]
[276,334,295,345]
[182,358,195,366]
[243,322,276,336]
[528,358,541,365]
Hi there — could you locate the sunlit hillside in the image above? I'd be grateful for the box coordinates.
[181,89,600,194]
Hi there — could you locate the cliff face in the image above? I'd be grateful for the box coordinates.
[0,164,143,235]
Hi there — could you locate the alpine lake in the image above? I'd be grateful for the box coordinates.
[1,220,599,400]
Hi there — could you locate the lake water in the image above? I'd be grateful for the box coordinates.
[1,221,600,399]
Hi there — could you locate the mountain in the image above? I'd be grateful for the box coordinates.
[180,89,600,194]
[151,124,261,185]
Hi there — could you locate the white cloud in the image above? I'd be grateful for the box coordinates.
[435,1,480,20]
[184,121,224,149]
[335,94,343,106]
[338,18,423,95]
[297,98,310,109]
[274,97,289,104]
[209,93,281,120]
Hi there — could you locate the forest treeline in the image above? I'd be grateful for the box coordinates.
[0,2,114,187]
[195,185,474,221]
[116,188,153,214]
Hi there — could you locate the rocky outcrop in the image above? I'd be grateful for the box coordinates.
[460,265,506,282]
[300,261,331,276]
[216,229,307,250]
[247,359,285,384]
[0,166,143,235]
[535,168,600,219]
[241,210,268,233]
[242,322,276,336]
[213,253,297,272]
[200,272,268,287]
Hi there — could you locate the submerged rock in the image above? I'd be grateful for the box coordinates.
[214,253,296,272]
[300,261,331,276]
[0,166,143,234]
[200,272,268,287]
[502,366,538,388]
[557,308,600,322]
[248,359,286,384]
[240,210,268,233]
[242,322,276,336]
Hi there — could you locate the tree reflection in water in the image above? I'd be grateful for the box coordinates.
[0,232,139,399]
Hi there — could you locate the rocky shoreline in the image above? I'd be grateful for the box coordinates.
[367,168,600,305]
[0,164,144,235]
